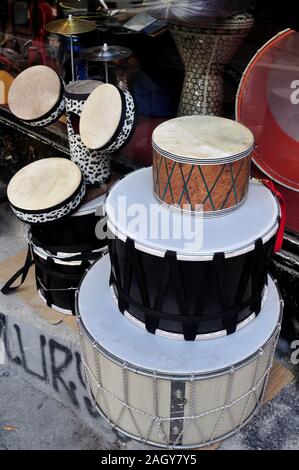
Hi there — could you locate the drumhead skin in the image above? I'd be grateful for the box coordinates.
[106,168,279,259]
[236,29,299,191]
[7,158,86,224]
[79,83,137,153]
[152,116,254,215]
[77,254,281,375]
[152,116,254,164]
[8,65,64,125]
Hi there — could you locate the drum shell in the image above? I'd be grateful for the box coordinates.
[79,313,279,448]
[108,233,276,338]
[152,150,252,216]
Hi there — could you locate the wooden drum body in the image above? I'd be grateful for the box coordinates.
[152,116,254,216]
[65,81,111,187]
[106,168,280,341]
[77,255,283,448]
[169,13,254,116]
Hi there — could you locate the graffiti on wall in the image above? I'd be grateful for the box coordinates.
[0,312,99,419]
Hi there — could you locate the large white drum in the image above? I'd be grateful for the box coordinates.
[77,255,282,448]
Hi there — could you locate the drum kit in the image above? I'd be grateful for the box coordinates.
[1,6,295,448]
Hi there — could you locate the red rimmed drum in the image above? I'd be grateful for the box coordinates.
[152,116,254,216]
[8,65,65,127]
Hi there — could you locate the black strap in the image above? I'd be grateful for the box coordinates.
[31,236,101,256]
[34,258,85,281]
[1,246,34,295]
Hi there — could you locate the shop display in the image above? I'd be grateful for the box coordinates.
[7,158,86,224]
[77,254,282,448]
[236,29,299,192]
[106,167,281,340]
[152,116,254,215]
[65,80,111,187]
[8,65,65,127]
[79,83,137,153]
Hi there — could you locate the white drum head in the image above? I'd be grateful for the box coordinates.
[105,168,279,259]
[8,158,82,211]
[80,83,123,150]
[152,116,254,163]
[73,194,106,217]
[78,255,282,375]
[8,65,62,121]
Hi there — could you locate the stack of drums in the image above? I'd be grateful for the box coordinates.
[4,158,108,315]
[65,80,111,188]
[76,116,285,448]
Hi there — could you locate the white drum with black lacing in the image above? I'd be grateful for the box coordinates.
[105,168,281,341]
[77,254,282,448]
[8,65,65,127]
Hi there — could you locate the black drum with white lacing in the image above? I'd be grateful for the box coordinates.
[105,168,282,340]
[79,83,137,154]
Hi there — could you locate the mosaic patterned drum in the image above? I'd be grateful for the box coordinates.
[152,116,254,216]
[79,83,137,154]
[7,158,86,224]
[106,168,282,341]
[168,13,254,116]
[8,65,65,127]
[77,254,282,448]
[65,80,111,187]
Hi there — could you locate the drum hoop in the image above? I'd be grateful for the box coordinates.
[75,268,283,380]
[9,176,85,216]
[20,75,65,124]
[32,242,106,265]
[152,190,248,218]
[152,141,254,165]
[235,28,299,191]
[106,218,279,261]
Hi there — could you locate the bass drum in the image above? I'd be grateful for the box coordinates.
[77,254,283,448]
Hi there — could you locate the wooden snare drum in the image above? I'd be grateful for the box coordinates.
[79,83,137,154]
[8,65,65,127]
[106,168,281,340]
[7,158,86,224]
[152,116,254,216]
[77,254,282,448]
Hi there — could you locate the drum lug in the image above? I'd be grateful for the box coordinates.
[170,382,187,445]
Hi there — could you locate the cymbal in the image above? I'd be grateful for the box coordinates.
[80,44,132,62]
[46,15,97,36]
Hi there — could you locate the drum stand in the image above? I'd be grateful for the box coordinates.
[169,13,254,116]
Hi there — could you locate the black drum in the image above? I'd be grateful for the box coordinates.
[105,168,282,341]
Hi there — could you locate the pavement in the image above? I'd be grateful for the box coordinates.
[0,199,298,451]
